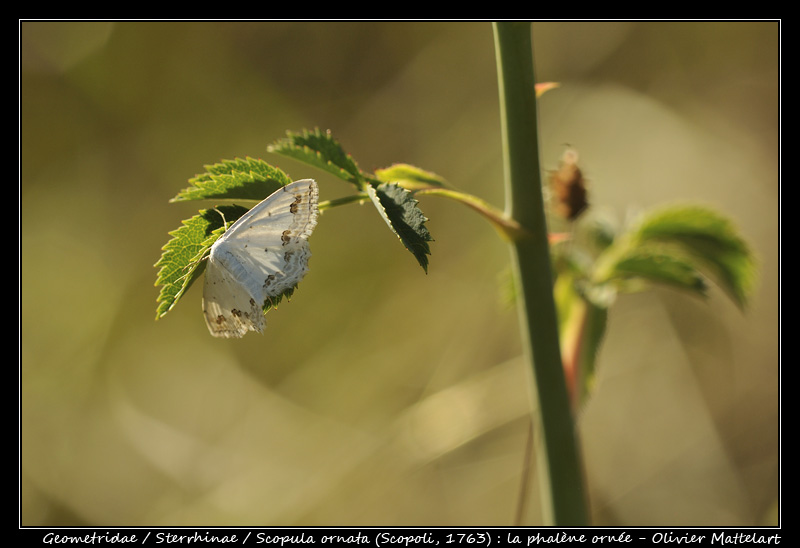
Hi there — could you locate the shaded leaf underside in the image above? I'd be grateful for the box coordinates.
[367,182,433,273]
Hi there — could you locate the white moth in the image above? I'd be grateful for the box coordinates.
[202,179,319,338]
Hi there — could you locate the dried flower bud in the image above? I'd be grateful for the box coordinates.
[549,148,588,221]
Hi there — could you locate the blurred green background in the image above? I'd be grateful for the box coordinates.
[20,21,779,526]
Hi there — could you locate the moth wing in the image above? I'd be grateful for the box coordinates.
[201,179,319,338]
[202,256,266,338]
[222,179,319,244]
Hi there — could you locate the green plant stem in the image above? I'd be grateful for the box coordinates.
[493,21,588,526]
[415,187,527,240]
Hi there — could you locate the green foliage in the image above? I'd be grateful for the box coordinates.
[267,128,364,187]
[628,205,757,309]
[155,156,297,320]
[589,204,757,309]
[268,128,434,271]
[609,250,708,294]
[367,182,433,273]
[156,130,439,320]
[375,163,448,190]
[554,203,759,407]
[156,133,758,413]
[154,205,247,319]
[171,157,292,202]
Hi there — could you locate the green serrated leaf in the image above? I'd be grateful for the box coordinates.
[374,163,448,190]
[367,182,433,272]
[612,248,708,295]
[171,157,293,202]
[591,204,757,309]
[631,205,757,308]
[268,128,363,187]
[154,205,248,319]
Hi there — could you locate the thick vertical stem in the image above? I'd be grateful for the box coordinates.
[493,22,588,526]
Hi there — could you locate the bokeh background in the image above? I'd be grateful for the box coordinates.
[20,21,779,526]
